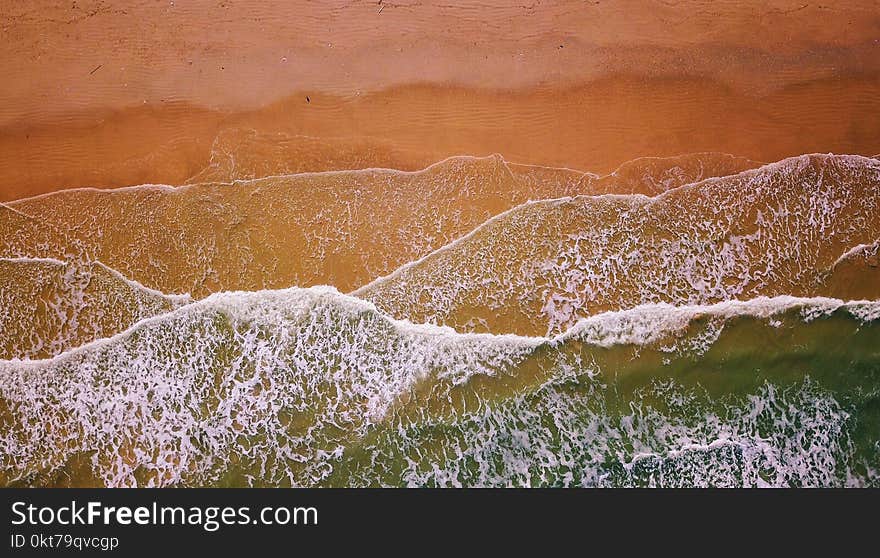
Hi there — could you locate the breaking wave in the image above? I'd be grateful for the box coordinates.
[2,152,879,488]
[358,154,880,336]
[1,288,877,487]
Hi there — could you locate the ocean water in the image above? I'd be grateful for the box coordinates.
[1,154,878,487]
[358,154,880,336]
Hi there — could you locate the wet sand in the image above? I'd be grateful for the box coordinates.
[3,2,880,489]
[2,74,880,201]
[1,1,879,200]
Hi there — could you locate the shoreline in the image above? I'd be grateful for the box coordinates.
[2,73,880,201]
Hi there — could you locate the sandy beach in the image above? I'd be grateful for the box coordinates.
[1,0,879,199]
[3,1,880,489]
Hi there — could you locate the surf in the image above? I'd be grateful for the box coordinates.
[1,287,877,487]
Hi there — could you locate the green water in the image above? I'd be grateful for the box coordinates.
[1,290,878,487]
[328,312,880,487]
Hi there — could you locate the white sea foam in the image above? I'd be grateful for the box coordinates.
[356,375,870,488]
[7,155,522,205]
[0,258,189,360]
[557,295,880,347]
[13,150,744,206]
[831,239,880,269]
[0,286,543,486]
[6,152,756,300]
[0,256,67,266]
[0,285,876,487]
[2,153,878,487]
[360,154,880,336]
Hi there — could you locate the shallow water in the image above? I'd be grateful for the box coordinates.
[359,155,880,336]
[2,2,879,488]
[2,152,879,487]
[1,290,877,487]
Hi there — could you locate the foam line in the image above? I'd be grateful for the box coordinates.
[4,285,877,367]
[0,256,66,266]
[5,149,766,206]
[556,295,880,346]
[352,153,872,295]
[91,260,191,302]
[830,240,880,269]
[5,154,517,205]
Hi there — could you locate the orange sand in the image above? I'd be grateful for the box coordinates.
[2,75,880,201]
[1,1,879,200]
